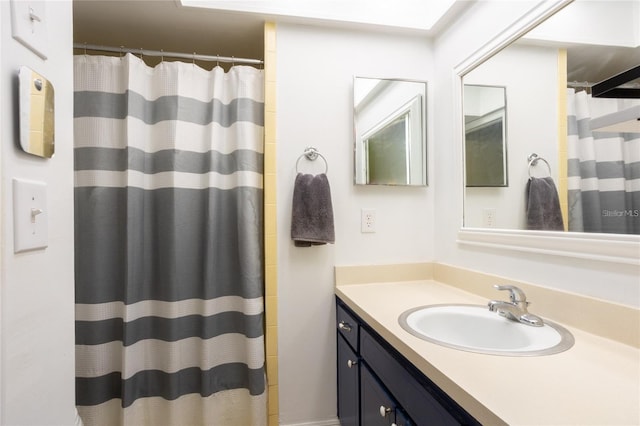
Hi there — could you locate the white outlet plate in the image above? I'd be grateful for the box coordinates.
[482,208,497,228]
[13,178,48,253]
[10,0,48,59]
[361,208,376,233]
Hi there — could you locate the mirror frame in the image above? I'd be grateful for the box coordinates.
[454,0,640,266]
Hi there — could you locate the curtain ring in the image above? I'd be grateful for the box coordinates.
[138,47,143,59]
[160,49,164,63]
[232,56,235,67]
[120,45,124,59]
[217,54,220,67]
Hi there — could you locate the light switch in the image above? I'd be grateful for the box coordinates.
[10,0,48,59]
[13,178,48,253]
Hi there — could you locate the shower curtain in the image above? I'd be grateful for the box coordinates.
[567,89,640,234]
[73,53,266,425]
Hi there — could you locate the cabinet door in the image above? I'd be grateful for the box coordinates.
[395,409,413,426]
[337,335,359,426]
[361,328,465,425]
[361,364,398,426]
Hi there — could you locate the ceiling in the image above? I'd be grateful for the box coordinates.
[74,0,639,84]
[566,45,640,84]
[72,0,465,65]
[73,0,265,64]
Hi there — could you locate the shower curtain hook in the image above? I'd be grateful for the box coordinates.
[83,42,87,56]
[160,49,164,63]
[217,54,220,67]
[138,47,143,60]
[193,52,196,67]
[232,56,235,67]
[119,45,124,59]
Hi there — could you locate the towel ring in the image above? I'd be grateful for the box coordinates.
[296,147,328,174]
[527,153,551,178]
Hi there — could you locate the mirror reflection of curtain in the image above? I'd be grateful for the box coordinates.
[567,89,639,234]
[74,54,266,425]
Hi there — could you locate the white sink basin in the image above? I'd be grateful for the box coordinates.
[398,304,574,356]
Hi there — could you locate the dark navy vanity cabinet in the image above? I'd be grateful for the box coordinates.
[336,297,479,426]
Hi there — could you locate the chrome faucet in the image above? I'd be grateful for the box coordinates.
[488,285,544,327]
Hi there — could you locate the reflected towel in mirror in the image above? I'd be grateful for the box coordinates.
[291,173,335,247]
[526,177,564,231]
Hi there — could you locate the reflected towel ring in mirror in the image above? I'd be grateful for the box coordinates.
[527,153,551,178]
[296,147,329,174]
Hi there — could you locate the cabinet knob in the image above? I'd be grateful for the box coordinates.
[379,405,392,418]
[338,321,352,332]
[347,359,358,368]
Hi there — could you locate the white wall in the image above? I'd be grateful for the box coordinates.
[434,1,640,306]
[0,1,76,425]
[276,23,433,424]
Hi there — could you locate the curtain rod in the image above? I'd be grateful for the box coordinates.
[73,43,263,66]
[567,81,593,88]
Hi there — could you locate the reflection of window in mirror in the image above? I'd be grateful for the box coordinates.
[365,113,409,184]
[463,85,507,187]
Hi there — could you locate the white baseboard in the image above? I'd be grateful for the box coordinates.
[281,418,341,426]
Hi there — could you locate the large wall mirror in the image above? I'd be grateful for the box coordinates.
[354,77,427,186]
[458,0,640,264]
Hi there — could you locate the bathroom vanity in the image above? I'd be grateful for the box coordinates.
[334,265,640,425]
[337,298,479,425]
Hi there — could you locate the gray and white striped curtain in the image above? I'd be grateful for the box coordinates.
[73,53,266,425]
[567,89,640,234]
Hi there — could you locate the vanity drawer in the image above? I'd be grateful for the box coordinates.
[360,327,475,426]
[337,301,359,350]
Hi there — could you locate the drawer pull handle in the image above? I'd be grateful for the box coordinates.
[379,405,392,418]
[347,359,358,368]
[338,321,352,332]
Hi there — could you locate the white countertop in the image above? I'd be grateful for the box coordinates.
[336,280,640,425]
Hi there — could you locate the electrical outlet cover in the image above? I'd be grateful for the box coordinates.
[361,208,376,233]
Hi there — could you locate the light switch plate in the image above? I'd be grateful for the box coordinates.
[10,0,48,59]
[13,178,48,253]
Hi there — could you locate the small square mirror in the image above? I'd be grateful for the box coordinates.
[18,66,55,158]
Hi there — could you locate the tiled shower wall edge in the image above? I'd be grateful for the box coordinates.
[264,21,279,426]
[557,48,568,229]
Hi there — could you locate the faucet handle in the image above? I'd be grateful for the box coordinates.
[493,284,528,304]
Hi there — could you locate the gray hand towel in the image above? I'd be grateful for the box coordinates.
[526,177,564,231]
[291,173,335,247]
